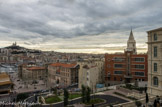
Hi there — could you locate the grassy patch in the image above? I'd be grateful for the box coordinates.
[45,96,62,104]
[113,92,137,100]
[85,98,105,105]
[69,93,81,99]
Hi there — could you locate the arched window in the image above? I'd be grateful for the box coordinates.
[153,77,158,86]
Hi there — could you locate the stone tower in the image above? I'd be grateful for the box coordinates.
[127,29,136,54]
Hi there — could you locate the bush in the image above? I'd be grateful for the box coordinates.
[16,93,29,101]
[135,100,142,107]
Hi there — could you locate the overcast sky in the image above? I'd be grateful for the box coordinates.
[0,0,162,53]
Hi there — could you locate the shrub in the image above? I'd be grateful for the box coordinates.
[135,100,142,107]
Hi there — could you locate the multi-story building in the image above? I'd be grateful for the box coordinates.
[78,58,104,91]
[147,27,162,95]
[48,63,79,88]
[105,30,148,86]
[18,63,46,81]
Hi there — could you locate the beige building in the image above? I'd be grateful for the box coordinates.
[48,63,79,88]
[78,58,104,91]
[147,27,162,95]
[18,63,46,81]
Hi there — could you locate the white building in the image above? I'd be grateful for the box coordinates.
[78,58,104,92]
[147,27,162,95]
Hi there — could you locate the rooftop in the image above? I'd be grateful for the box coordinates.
[0,73,12,86]
[50,63,77,68]
[147,27,162,32]
[27,66,45,70]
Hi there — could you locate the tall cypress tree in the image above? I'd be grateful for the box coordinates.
[81,85,86,103]
[64,89,69,106]
[86,87,91,103]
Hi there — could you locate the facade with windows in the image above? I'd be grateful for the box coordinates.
[105,30,148,86]
[77,58,104,92]
[147,27,162,95]
[48,63,79,88]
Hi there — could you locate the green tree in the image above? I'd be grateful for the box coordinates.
[86,87,91,103]
[16,93,29,101]
[81,85,86,103]
[53,88,57,95]
[135,100,142,107]
[64,89,69,106]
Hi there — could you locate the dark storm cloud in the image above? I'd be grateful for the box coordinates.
[0,0,162,48]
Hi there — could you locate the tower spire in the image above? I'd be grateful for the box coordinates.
[126,29,137,54]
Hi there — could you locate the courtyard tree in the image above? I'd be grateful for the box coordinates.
[64,88,69,106]
[16,93,29,101]
[81,85,86,103]
[135,100,142,107]
[86,87,91,103]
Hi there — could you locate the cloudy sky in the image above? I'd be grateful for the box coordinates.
[0,0,162,53]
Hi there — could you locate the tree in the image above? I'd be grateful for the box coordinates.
[81,85,86,103]
[53,88,57,95]
[64,89,69,106]
[16,93,29,101]
[146,93,149,104]
[135,100,142,107]
[86,87,91,103]
[144,86,147,93]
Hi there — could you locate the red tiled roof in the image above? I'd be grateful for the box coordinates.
[27,66,45,70]
[50,63,77,68]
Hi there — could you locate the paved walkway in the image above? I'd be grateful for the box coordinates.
[100,89,132,101]
[27,94,128,107]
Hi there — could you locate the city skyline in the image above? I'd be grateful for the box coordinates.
[0,0,162,53]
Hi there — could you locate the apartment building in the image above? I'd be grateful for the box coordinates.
[147,27,162,95]
[18,63,46,81]
[105,30,148,86]
[48,63,79,88]
[78,58,104,91]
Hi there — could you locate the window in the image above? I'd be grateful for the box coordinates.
[135,65,145,69]
[154,33,157,41]
[114,77,116,81]
[154,63,157,72]
[154,46,157,57]
[114,57,125,62]
[153,77,158,86]
[114,71,123,74]
[134,58,144,62]
[135,72,144,76]
[114,64,123,68]
[120,78,123,81]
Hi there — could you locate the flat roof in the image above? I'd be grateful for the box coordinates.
[147,27,162,33]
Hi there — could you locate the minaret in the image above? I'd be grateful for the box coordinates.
[127,29,136,54]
